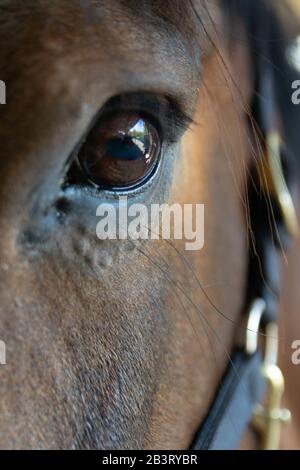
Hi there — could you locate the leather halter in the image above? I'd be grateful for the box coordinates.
[190,74,298,449]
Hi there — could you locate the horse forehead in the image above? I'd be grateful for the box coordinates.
[0,0,199,70]
[0,0,204,136]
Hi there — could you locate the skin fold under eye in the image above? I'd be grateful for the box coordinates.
[77,111,161,190]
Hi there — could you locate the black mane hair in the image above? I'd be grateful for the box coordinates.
[221,0,300,314]
[222,0,300,170]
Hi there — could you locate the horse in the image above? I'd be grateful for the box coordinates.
[0,0,300,450]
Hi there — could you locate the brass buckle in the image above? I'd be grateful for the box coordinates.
[245,300,291,450]
[260,131,298,238]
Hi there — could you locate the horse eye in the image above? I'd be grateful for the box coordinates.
[77,112,161,190]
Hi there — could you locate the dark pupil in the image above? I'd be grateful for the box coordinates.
[78,112,160,189]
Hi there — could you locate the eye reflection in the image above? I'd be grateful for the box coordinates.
[77,112,161,189]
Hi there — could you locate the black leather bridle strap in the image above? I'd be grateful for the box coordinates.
[191,350,265,450]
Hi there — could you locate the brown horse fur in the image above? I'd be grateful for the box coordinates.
[0,0,299,449]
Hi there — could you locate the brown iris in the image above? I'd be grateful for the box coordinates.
[77,112,160,189]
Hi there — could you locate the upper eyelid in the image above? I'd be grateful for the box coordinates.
[95,92,194,141]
